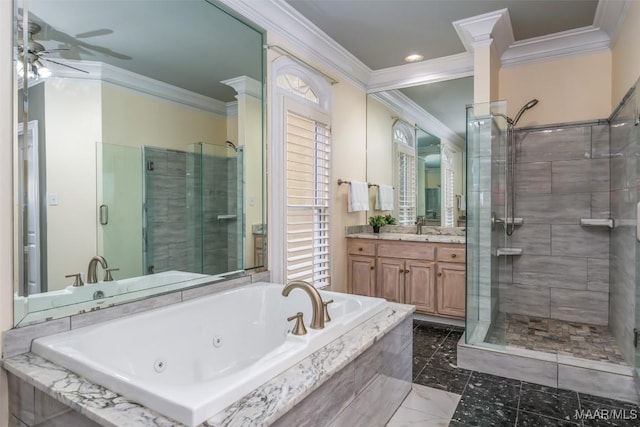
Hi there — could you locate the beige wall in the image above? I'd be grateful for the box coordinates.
[612,0,640,109]
[366,96,395,212]
[44,79,102,291]
[330,82,368,293]
[499,51,612,127]
[102,84,226,149]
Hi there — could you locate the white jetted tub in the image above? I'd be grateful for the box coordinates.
[32,282,386,426]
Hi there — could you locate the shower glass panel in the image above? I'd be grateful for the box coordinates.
[199,142,244,275]
[97,142,144,279]
[465,101,508,347]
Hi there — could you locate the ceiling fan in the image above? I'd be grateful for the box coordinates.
[17,21,89,78]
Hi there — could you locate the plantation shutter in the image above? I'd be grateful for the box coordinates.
[285,108,331,288]
[398,150,416,224]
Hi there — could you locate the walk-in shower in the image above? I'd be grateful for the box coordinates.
[463,85,640,403]
[503,99,539,236]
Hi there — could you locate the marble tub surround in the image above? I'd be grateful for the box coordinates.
[4,303,414,427]
[3,271,270,359]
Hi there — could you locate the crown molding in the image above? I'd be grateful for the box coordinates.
[49,60,228,116]
[371,91,464,149]
[453,8,514,58]
[221,75,262,100]
[218,0,371,90]
[500,26,611,68]
[367,52,473,93]
[594,0,632,45]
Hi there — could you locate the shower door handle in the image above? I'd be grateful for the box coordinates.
[637,203,640,242]
[99,204,109,225]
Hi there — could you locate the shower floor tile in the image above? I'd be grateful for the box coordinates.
[485,313,626,365]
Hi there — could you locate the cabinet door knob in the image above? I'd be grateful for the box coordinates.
[451,253,457,258]
[358,247,363,251]
[405,269,410,274]
[437,272,443,277]
[370,266,374,270]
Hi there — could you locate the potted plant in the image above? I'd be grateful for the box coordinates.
[384,214,397,225]
[369,215,386,233]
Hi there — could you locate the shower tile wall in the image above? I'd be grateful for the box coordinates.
[609,86,639,366]
[499,123,611,326]
[144,147,239,275]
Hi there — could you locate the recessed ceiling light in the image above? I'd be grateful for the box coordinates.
[404,54,424,63]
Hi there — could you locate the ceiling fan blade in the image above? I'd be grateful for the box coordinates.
[39,48,70,55]
[42,58,89,74]
[75,29,113,38]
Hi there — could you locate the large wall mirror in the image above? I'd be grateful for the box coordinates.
[366,77,472,227]
[13,0,265,326]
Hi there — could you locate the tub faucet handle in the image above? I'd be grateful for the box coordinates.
[287,312,307,336]
[323,299,334,323]
[65,273,84,287]
[103,268,120,282]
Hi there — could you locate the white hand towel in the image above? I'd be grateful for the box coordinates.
[348,181,369,212]
[375,185,394,211]
[459,195,466,211]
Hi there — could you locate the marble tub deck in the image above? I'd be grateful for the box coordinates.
[4,303,414,426]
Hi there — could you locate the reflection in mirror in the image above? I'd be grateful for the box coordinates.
[14,0,265,326]
[416,128,441,225]
[366,77,470,228]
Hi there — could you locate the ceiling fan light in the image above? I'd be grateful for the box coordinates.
[38,66,52,78]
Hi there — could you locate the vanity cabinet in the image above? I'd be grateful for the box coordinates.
[347,238,465,319]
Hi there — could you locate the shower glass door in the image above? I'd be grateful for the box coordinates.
[465,101,508,347]
[97,142,144,279]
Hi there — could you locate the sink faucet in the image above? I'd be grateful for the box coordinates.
[281,280,324,329]
[415,216,427,235]
[87,255,108,284]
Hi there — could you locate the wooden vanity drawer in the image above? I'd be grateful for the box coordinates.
[377,242,435,261]
[437,246,465,263]
[348,240,376,256]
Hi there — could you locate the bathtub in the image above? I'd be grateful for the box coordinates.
[32,282,387,426]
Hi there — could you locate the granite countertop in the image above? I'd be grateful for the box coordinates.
[346,232,465,244]
[3,303,414,426]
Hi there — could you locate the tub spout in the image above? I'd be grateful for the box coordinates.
[282,280,324,329]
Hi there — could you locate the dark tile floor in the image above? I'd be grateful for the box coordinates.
[412,321,640,427]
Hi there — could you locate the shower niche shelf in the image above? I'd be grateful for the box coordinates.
[579,218,614,229]
[496,248,523,257]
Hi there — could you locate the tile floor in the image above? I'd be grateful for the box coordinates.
[485,313,626,364]
[387,320,640,427]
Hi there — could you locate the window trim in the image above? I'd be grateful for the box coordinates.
[269,56,332,287]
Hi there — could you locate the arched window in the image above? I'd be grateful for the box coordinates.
[393,121,416,225]
[271,56,332,288]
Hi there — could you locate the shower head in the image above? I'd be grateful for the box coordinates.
[512,99,539,126]
[225,140,238,152]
